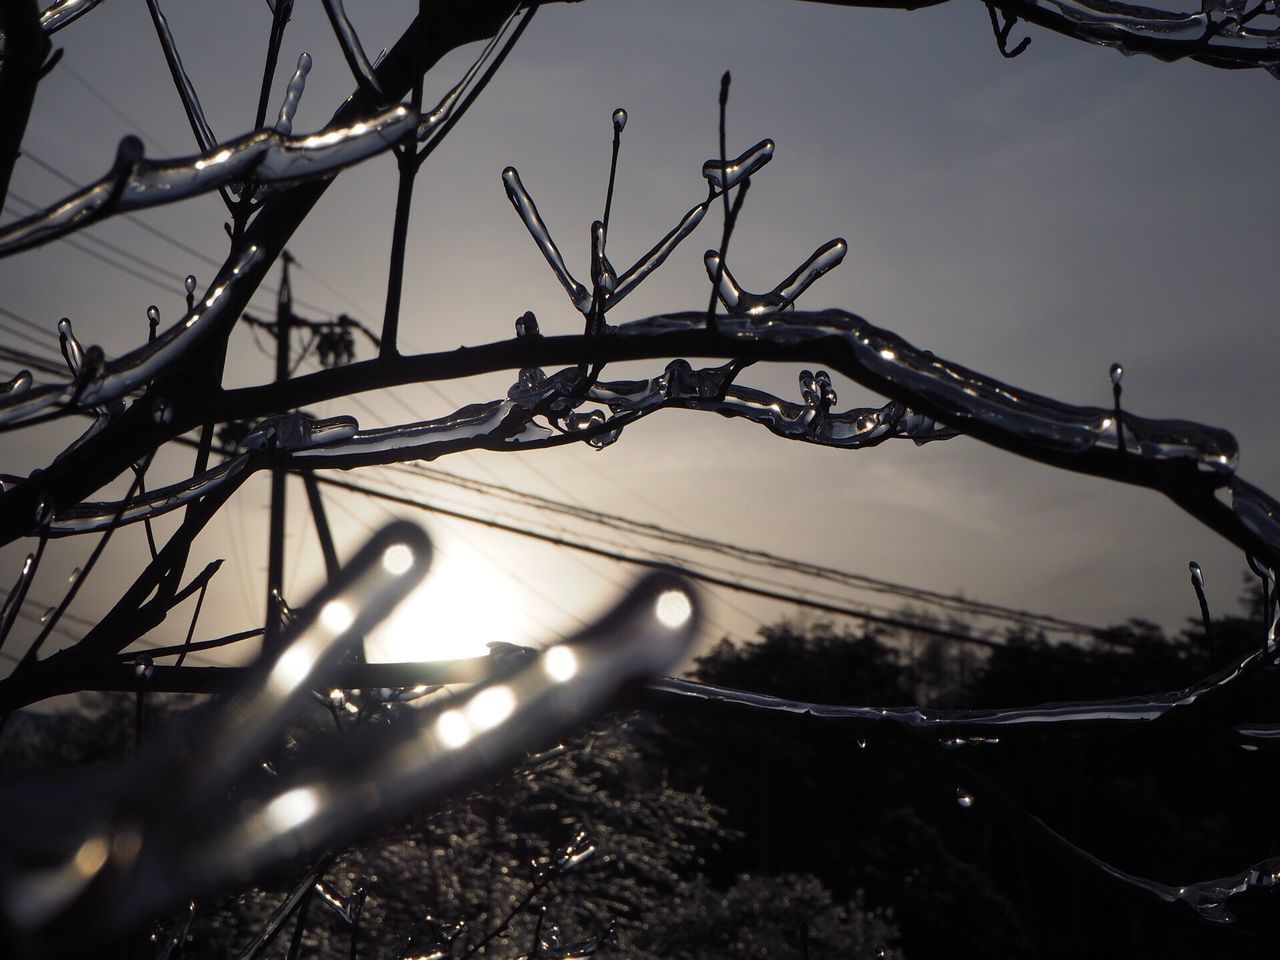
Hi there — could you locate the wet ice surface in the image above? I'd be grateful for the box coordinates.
[0,106,414,256]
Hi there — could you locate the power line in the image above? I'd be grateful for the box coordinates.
[58,62,176,156]
[386,461,1099,638]
[314,473,1069,658]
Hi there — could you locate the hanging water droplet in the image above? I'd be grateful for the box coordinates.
[873,946,887,959]
[68,566,80,582]
[134,656,154,679]
[1189,560,1204,590]
[612,107,627,132]
[184,274,197,296]
[956,788,974,808]
[1110,362,1124,387]
[151,397,174,425]
[39,606,55,623]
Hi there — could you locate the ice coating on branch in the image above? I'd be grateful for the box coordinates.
[702,139,774,192]
[0,553,37,651]
[590,220,616,296]
[204,571,697,883]
[501,167,592,313]
[585,359,953,448]
[47,455,251,536]
[0,106,414,257]
[0,242,267,428]
[417,74,466,139]
[705,239,847,316]
[321,0,385,101]
[615,310,1241,474]
[1,370,32,395]
[255,351,950,471]
[288,400,555,465]
[609,199,709,309]
[275,53,312,136]
[241,413,359,451]
[56,318,83,376]
[39,0,105,34]
[654,638,1266,735]
[1230,479,1280,594]
[1038,0,1208,38]
[145,0,218,152]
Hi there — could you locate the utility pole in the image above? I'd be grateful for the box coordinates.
[264,250,294,653]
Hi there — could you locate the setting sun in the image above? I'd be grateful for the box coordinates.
[365,539,519,663]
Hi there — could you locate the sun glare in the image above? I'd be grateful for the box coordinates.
[366,541,518,663]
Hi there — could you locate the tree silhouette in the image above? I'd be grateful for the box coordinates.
[3,0,1280,956]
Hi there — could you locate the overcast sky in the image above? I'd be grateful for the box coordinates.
[2,0,1278,672]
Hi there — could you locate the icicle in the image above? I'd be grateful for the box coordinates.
[275,53,312,136]
[145,0,218,152]
[501,167,591,313]
[321,0,385,101]
[608,199,709,309]
[57,317,84,376]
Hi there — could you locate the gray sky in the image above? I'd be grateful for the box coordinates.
[2,0,1278,671]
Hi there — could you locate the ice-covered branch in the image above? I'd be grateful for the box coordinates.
[321,0,386,102]
[646,642,1271,737]
[808,0,1280,69]
[143,0,219,154]
[205,304,1280,570]
[0,104,415,257]
[504,138,777,319]
[0,524,698,949]
[45,454,253,536]
[0,0,103,63]
[0,240,270,427]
